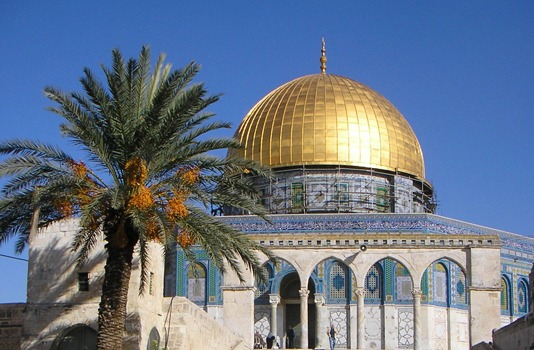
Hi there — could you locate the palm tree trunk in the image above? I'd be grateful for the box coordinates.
[96,242,135,349]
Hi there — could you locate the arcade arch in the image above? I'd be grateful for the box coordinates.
[252,250,475,349]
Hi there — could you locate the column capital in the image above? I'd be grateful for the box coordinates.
[269,294,281,305]
[355,287,365,298]
[412,289,422,298]
[299,288,310,298]
[314,293,325,305]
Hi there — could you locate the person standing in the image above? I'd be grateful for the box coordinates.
[287,327,295,348]
[266,332,275,349]
[327,325,336,350]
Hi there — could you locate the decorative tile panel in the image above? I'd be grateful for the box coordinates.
[433,308,448,350]
[329,309,347,347]
[365,306,383,349]
[397,308,414,348]
[433,263,447,304]
[254,306,271,338]
[219,213,534,253]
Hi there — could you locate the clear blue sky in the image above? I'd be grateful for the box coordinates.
[0,1,532,303]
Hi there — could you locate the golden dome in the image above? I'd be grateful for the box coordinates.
[232,73,426,179]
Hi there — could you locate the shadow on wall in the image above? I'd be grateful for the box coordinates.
[23,235,107,348]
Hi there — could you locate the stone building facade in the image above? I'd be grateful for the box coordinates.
[166,214,533,350]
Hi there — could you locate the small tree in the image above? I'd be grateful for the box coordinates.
[0,46,271,349]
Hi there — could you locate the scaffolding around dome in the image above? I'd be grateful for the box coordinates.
[226,165,435,215]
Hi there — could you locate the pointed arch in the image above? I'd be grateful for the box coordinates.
[326,259,350,302]
[432,261,449,305]
[147,327,161,350]
[501,275,512,316]
[421,258,468,308]
[270,257,299,295]
[517,278,529,314]
[364,262,384,304]
[186,261,207,306]
[255,261,275,303]
[392,259,414,302]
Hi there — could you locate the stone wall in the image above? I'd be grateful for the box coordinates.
[491,314,534,350]
[162,297,250,350]
[0,303,24,350]
[22,219,102,349]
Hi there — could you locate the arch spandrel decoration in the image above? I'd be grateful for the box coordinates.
[270,258,302,296]
[421,259,468,308]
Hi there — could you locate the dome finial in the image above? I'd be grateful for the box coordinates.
[320,37,327,74]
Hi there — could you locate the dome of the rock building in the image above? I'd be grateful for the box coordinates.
[231,73,426,179]
[228,41,434,215]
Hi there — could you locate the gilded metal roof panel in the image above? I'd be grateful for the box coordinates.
[232,74,426,179]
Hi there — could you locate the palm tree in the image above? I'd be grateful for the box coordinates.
[0,46,271,349]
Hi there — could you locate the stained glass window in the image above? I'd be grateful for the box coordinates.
[501,277,510,313]
[518,280,528,314]
[291,183,304,209]
[455,267,467,305]
[334,183,349,207]
[365,263,382,300]
[433,263,447,304]
[395,263,413,301]
[330,262,347,299]
[187,262,206,305]
[376,186,389,212]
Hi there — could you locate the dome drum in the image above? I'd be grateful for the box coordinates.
[225,165,435,215]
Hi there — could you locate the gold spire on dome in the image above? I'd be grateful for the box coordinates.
[320,38,327,73]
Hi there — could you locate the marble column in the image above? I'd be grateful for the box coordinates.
[412,289,422,350]
[314,293,326,349]
[299,288,310,349]
[269,294,280,337]
[349,303,358,350]
[355,287,365,350]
